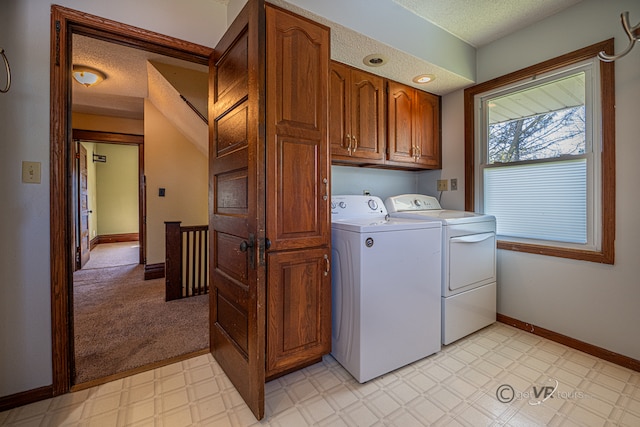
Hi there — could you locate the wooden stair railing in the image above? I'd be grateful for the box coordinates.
[165,221,209,301]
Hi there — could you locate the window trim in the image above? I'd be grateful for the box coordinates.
[464,39,615,264]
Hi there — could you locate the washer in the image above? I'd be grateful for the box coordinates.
[385,194,497,345]
[331,195,442,383]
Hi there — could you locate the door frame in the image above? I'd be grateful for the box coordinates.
[50,5,212,395]
[72,129,146,268]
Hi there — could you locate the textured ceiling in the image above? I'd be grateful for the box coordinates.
[71,0,585,120]
[393,0,584,47]
[72,35,207,120]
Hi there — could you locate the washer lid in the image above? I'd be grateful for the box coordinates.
[385,194,495,225]
[331,217,441,233]
[390,210,495,225]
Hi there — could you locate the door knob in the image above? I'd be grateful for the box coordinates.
[240,240,254,252]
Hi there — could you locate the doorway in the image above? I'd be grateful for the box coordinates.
[50,5,212,395]
[72,130,145,271]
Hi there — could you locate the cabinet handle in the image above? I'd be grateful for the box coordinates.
[322,177,329,201]
[323,254,330,276]
[346,134,352,154]
[413,145,421,161]
[352,136,357,152]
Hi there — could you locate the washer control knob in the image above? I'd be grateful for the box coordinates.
[331,202,336,210]
[414,199,422,207]
[368,199,378,210]
[339,201,347,209]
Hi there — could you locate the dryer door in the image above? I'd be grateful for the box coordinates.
[448,232,496,292]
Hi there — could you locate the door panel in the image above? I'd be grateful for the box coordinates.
[266,247,331,377]
[266,6,329,252]
[388,82,414,162]
[329,63,349,156]
[414,90,441,167]
[351,70,385,160]
[210,0,266,420]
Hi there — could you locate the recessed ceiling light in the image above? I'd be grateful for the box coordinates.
[363,54,388,67]
[412,74,435,84]
[72,65,106,87]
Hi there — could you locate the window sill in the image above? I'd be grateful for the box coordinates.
[497,240,614,264]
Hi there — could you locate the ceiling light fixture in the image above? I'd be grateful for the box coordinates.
[363,54,388,67]
[412,74,436,84]
[72,65,106,87]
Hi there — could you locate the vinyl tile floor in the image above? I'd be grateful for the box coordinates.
[2,323,639,426]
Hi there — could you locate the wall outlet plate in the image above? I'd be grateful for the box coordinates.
[22,161,41,184]
[450,178,458,191]
[437,179,448,191]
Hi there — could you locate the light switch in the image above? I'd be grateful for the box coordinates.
[22,161,41,184]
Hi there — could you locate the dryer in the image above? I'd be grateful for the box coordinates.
[331,195,442,383]
[385,194,497,345]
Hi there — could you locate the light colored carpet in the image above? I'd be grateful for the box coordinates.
[82,242,140,269]
[73,258,209,384]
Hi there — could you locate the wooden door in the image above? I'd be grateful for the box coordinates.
[266,247,331,376]
[265,5,331,379]
[209,0,266,420]
[329,62,350,157]
[266,5,330,253]
[350,69,385,161]
[78,144,90,269]
[387,81,414,163]
[414,90,441,168]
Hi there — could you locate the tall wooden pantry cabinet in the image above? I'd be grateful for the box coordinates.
[208,0,331,420]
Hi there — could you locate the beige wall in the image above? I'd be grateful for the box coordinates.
[144,99,208,265]
[94,143,139,236]
[73,112,144,135]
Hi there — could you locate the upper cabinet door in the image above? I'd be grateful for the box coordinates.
[266,5,330,252]
[414,89,441,168]
[330,61,385,164]
[387,81,414,163]
[209,0,266,420]
[329,62,350,157]
[387,81,441,169]
[350,69,385,161]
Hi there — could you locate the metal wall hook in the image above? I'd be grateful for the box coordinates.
[0,48,10,93]
[598,11,640,62]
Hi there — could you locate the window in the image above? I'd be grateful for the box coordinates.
[464,40,615,264]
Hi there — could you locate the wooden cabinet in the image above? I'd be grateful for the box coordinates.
[265,5,331,379]
[266,248,331,376]
[387,81,441,169]
[210,0,330,418]
[329,61,385,164]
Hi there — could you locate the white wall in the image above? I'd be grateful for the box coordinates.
[0,0,225,398]
[437,0,640,360]
[331,166,418,201]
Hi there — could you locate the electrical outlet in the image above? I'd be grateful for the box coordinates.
[437,179,448,191]
[450,178,458,191]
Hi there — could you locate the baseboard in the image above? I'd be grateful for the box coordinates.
[89,236,99,251]
[97,233,139,244]
[497,313,640,372]
[0,385,53,412]
[144,262,165,280]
